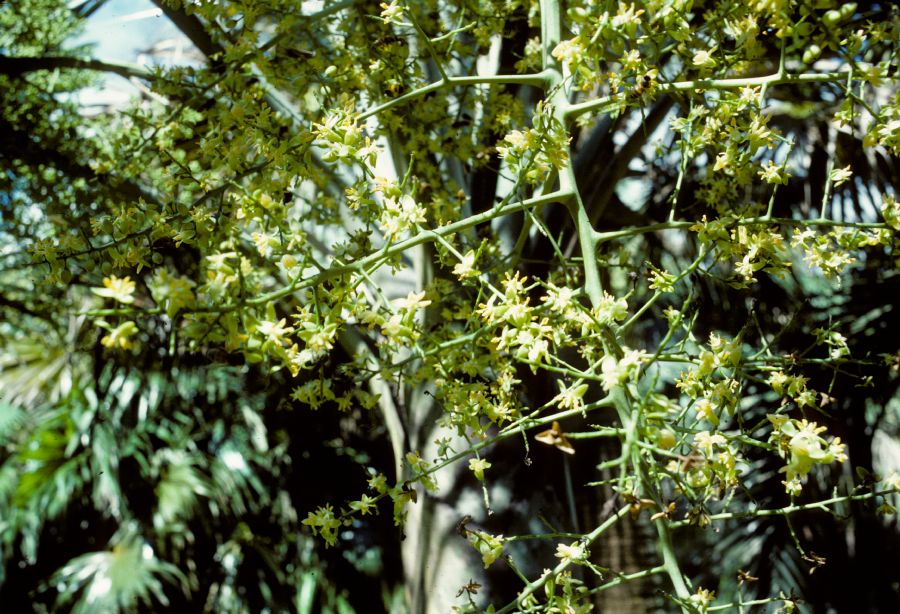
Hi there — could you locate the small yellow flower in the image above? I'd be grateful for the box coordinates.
[368,473,389,494]
[830,165,853,187]
[883,472,900,491]
[551,38,585,69]
[692,49,717,69]
[759,160,791,185]
[453,250,478,279]
[379,0,404,23]
[349,494,376,515]
[92,275,136,304]
[393,291,432,312]
[468,457,491,480]
[257,318,294,345]
[695,398,719,427]
[468,531,503,568]
[100,320,138,350]
[690,587,716,612]
[302,505,342,547]
[554,542,585,563]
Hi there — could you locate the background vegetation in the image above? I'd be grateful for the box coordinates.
[1,0,898,612]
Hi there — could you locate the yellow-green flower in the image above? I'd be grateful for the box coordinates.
[468,457,491,480]
[349,494,376,515]
[555,541,586,563]
[101,321,139,350]
[759,160,791,185]
[692,49,717,69]
[453,250,478,279]
[468,531,503,568]
[92,275,136,304]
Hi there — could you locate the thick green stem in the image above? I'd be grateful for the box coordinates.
[655,518,693,603]
[540,0,604,306]
[540,0,561,70]
[539,0,690,606]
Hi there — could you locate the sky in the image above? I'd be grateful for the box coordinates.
[69,0,197,110]
[74,0,183,62]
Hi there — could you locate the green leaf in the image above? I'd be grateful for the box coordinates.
[0,402,27,444]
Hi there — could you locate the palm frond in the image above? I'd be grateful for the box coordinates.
[153,448,211,531]
[49,526,189,613]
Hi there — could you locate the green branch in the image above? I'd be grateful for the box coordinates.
[593,216,889,244]
[668,489,895,529]
[587,565,667,596]
[565,71,852,120]
[359,71,552,121]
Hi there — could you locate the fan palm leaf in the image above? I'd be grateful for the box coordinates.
[49,526,189,613]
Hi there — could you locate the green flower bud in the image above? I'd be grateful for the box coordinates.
[803,45,822,64]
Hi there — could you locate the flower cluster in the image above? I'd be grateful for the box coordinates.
[768,370,817,409]
[601,349,647,391]
[468,530,504,569]
[97,320,139,350]
[149,269,196,318]
[496,103,570,185]
[767,416,848,496]
[301,504,343,548]
[675,333,743,427]
[667,431,741,495]
[313,109,379,166]
[692,218,792,287]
